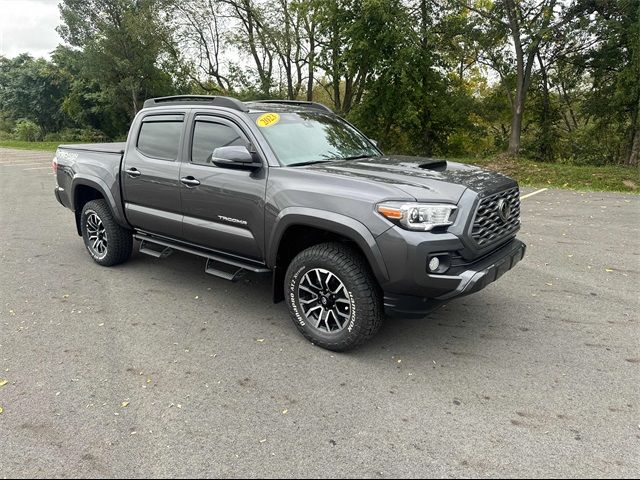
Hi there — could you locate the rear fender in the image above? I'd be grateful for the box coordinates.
[72,175,128,229]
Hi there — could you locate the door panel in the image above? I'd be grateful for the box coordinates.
[179,116,267,260]
[122,114,184,238]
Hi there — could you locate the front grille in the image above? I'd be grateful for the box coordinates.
[471,186,520,248]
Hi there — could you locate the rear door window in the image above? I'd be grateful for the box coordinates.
[137,116,184,161]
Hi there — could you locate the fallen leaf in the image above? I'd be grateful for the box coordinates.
[259,439,267,443]
[605,268,614,272]
[282,409,288,415]
[121,401,129,408]
[0,406,3,414]
[256,339,265,343]
[0,379,8,387]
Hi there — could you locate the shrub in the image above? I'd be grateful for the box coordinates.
[13,119,42,141]
[43,128,107,143]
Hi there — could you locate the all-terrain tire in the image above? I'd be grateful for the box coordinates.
[81,199,133,266]
[285,242,384,351]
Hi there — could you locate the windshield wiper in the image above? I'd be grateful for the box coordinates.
[287,159,336,167]
[287,154,376,167]
[341,154,374,161]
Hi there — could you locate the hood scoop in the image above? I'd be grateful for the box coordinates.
[418,160,447,171]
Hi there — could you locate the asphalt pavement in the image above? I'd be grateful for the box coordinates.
[1,147,639,478]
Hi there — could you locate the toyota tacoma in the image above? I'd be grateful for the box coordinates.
[53,95,525,351]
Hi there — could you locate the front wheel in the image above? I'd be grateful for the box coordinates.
[81,199,133,266]
[285,242,384,351]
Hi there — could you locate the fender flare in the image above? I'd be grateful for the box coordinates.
[267,207,389,283]
[71,175,128,229]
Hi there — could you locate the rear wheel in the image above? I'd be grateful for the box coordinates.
[81,199,132,266]
[285,242,384,351]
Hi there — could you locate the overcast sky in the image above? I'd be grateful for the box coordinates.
[0,0,63,59]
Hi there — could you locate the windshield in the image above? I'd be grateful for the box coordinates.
[250,111,380,166]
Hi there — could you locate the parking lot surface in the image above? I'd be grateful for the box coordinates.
[1,147,639,478]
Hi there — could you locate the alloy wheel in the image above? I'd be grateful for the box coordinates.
[297,268,352,333]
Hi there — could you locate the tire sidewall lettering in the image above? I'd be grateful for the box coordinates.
[289,265,307,327]
[346,290,356,332]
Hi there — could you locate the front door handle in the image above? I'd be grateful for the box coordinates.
[180,176,201,188]
[125,167,141,178]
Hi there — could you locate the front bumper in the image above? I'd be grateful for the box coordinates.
[383,239,526,318]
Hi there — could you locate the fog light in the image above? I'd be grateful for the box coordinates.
[428,256,440,272]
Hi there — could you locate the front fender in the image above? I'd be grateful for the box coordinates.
[267,207,390,283]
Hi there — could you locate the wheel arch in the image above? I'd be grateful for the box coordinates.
[72,176,126,235]
[268,208,389,303]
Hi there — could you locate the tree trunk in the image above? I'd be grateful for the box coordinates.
[131,84,139,116]
[629,126,640,166]
[504,0,538,156]
[626,93,640,165]
[508,98,523,155]
[419,0,432,155]
[307,32,315,101]
[537,52,552,160]
[331,25,341,111]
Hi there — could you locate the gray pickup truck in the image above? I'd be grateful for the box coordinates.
[53,95,525,350]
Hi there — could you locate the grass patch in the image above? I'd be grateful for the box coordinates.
[454,155,639,194]
[0,140,80,152]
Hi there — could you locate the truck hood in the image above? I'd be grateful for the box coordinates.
[303,155,516,203]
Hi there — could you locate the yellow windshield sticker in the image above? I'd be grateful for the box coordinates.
[256,112,280,127]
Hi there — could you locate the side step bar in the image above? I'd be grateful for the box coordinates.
[139,239,174,258]
[205,258,245,282]
[134,233,270,282]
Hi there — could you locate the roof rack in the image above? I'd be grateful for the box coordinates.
[143,95,249,112]
[246,99,333,113]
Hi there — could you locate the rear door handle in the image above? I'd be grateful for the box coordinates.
[125,167,141,178]
[180,176,201,187]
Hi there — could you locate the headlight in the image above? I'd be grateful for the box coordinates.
[377,202,457,231]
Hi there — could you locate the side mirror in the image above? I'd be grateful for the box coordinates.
[212,145,262,170]
[369,138,379,147]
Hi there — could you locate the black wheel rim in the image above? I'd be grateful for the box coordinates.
[86,211,108,259]
[298,268,351,333]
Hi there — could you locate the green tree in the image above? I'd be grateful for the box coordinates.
[0,54,69,133]
[580,0,640,165]
[57,0,178,122]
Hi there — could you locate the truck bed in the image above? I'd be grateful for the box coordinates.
[58,142,126,155]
